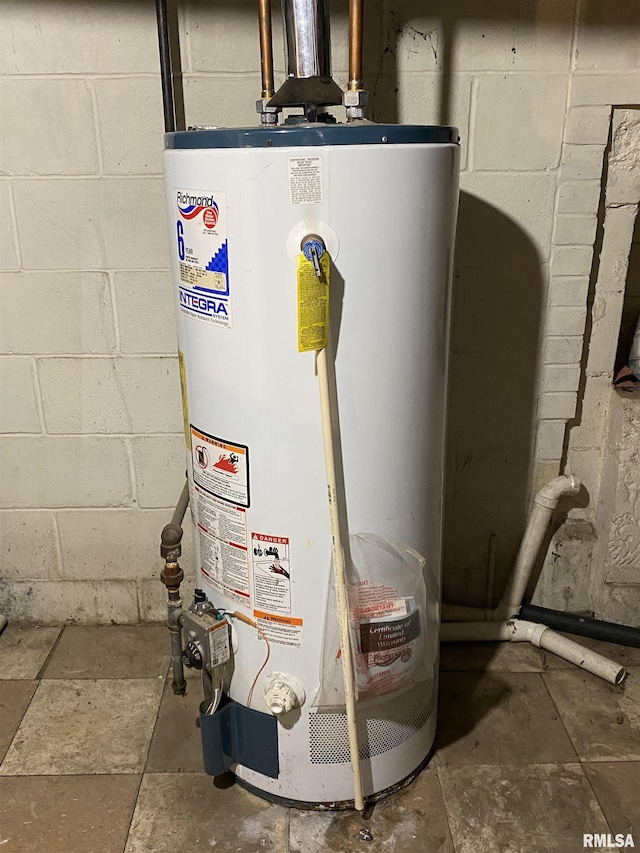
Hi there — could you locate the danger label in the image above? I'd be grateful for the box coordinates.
[195,486,250,608]
[254,609,303,648]
[288,157,323,205]
[191,426,249,507]
[251,533,291,614]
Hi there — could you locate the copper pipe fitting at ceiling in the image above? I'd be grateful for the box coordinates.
[258,0,275,98]
[348,0,364,91]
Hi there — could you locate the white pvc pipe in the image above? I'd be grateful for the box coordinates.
[497,474,580,619]
[440,619,626,685]
[317,340,364,812]
[442,474,582,624]
[535,628,626,685]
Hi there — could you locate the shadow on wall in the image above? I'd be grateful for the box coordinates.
[443,194,543,608]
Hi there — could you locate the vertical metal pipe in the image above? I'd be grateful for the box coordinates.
[155,0,176,133]
[282,0,331,79]
[258,0,275,98]
[348,0,364,90]
[168,588,186,695]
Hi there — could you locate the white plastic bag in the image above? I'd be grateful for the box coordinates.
[313,533,438,708]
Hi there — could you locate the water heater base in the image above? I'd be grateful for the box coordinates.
[230,751,433,811]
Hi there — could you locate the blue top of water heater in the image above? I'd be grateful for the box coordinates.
[165,123,459,150]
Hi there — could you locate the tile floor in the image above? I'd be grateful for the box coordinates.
[0,624,639,852]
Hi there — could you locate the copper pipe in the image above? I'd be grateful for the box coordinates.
[258,0,275,98]
[348,0,364,90]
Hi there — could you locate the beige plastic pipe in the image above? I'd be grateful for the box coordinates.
[442,474,581,623]
[441,619,626,685]
[317,339,365,812]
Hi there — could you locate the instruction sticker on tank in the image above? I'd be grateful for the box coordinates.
[253,610,303,648]
[251,533,291,614]
[288,157,323,205]
[175,188,231,328]
[195,485,250,608]
[297,251,330,352]
[191,425,250,508]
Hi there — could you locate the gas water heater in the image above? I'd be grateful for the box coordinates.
[158,0,459,809]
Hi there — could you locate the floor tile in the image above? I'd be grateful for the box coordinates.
[146,677,204,772]
[0,678,164,775]
[0,681,37,763]
[43,625,169,679]
[439,763,609,853]
[583,762,640,836]
[440,641,545,673]
[0,625,61,678]
[434,672,577,766]
[289,766,453,853]
[543,668,640,761]
[125,772,289,852]
[0,775,140,853]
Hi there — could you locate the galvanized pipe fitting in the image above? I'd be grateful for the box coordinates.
[160,481,190,696]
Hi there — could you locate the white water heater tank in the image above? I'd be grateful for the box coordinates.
[164,123,459,806]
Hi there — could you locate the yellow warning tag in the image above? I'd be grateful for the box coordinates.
[178,350,191,448]
[297,251,330,352]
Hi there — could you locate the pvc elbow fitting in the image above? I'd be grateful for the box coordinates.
[534,474,581,509]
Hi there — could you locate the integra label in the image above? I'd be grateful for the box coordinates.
[179,287,230,324]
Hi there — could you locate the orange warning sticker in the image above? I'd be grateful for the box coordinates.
[253,609,303,648]
[253,610,303,627]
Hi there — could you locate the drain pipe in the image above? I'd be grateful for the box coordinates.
[441,620,626,685]
[0,614,7,636]
[160,479,189,696]
[441,474,627,685]
[520,604,640,649]
[442,474,581,623]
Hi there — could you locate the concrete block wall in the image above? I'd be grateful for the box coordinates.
[0,0,639,622]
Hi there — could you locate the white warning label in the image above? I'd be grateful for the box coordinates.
[208,619,231,667]
[174,188,231,328]
[195,485,250,608]
[191,426,249,508]
[288,157,323,205]
[251,533,291,615]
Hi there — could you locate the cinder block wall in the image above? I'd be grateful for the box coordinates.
[0,1,638,623]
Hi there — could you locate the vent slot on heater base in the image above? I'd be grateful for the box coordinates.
[309,681,436,764]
